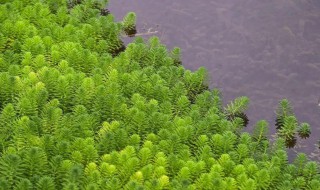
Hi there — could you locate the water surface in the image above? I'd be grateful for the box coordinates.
[109,0,320,159]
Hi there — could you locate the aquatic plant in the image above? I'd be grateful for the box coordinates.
[225,96,250,127]
[122,12,137,36]
[275,99,294,129]
[298,123,311,139]
[171,47,182,66]
[278,116,298,141]
[275,99,311,147]
[0,0,319,189]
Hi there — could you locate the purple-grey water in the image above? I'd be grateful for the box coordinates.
[109,0,320,160]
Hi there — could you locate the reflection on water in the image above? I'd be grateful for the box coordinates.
[109,0,320,159]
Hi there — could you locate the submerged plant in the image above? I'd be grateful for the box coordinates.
[67,0,82,9]
[100,7,110,16]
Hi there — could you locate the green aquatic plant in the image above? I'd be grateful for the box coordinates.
[225,96,250,127]
[278,116,298,141]
[0,0,318,189]
[275,99,294,129]
[275,99,311,147]
[170,47,182,66]
[298,123,311,139]
[122,12,137,36]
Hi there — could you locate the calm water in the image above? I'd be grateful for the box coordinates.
[109,0,320,160]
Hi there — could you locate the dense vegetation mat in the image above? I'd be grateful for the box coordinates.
[0,0,319,189]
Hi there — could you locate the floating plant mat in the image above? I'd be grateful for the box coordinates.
[0,0,319,189]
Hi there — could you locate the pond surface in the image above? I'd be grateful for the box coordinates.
[109,0,320,160]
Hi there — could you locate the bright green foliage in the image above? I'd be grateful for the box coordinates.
[298,123,311,139]
[225,96,250,127]
[0,0,318,189]
[170,47,182,66]
[278,116,298,140]
[122,12,137,36]
[275,99,294,129]
[275,99,311,146]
